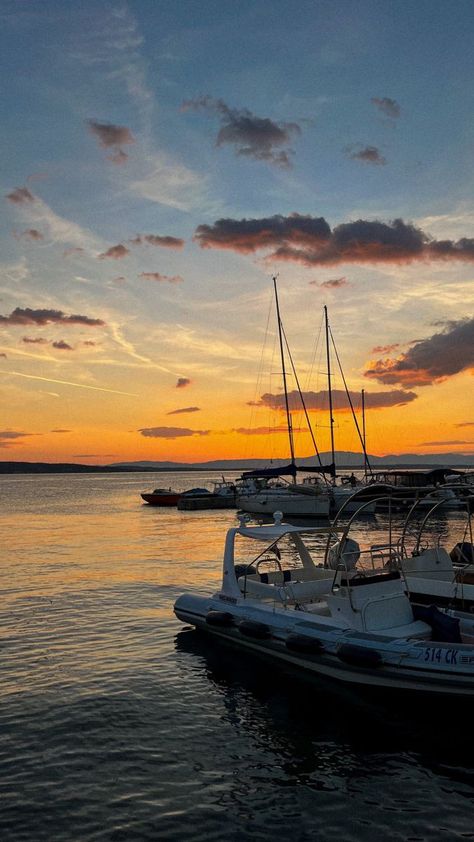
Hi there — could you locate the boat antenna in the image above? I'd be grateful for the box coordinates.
[273,276,296,479]
[324,305,336,484]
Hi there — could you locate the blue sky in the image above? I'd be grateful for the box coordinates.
[1,0,473,462]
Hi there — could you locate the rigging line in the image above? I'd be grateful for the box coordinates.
[245,285,274,462]
[281,324,329,485]
[273,276,295,471]
[328,325,374,477]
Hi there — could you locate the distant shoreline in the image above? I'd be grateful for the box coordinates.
[0,459,472,475]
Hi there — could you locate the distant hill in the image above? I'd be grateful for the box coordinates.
[0,451,472,474]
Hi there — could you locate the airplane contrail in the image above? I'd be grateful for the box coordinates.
[3,371,138,396]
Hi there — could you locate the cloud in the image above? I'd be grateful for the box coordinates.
[182,96,301,167]
[0,429,37,448]
[130,234,184,249]
[98,244,130,260]
[166,406,200,415]
[233,426,291,435]
[456,422,474,427]
[0,353,6,358]
[19,228,43,241]
[139,271,183,283]
[83,340,97,346]
[176,377,191,388]
[310,277,349,289]
[365,317,474,387]
[138,426,210,439]
[0,307,105,327]
[371,343,401,354]
[87,119,135,163]
[417,440,474,446]
[371,97,400,119]
[347,145,387,165]
[6,186,35,204]
[194,213,474,266]
[52,340,73,350]
[63,247,85,258]
[22,336,49,344]
[51,429,71,433]
[249,388,418,411]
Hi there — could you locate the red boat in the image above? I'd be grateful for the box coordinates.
[140,487,182,506]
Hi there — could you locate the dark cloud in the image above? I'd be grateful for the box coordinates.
[138,426,210,439]
[456,422,474,427]
[314,277,349,289]
[131,234,184,249]
[249,388,417,411]
[6,186,35,204]
[22,336,49,344]
[347,145,387,165]
[371,97,400,118]
[166,406,200,415]
[19,228,43,241]
[176,377,191,388]
[195,213,330,254]
[195,213,474,266]
[0,307,105,327]
[51,429,71,433]
[182,96,301,167]
[139,272,183,284]
[98,244,130,260]
[83,340,97,346]
[52,340,73,350]
[0,353,6,358]
[365,317,474,387]
[87,120,135,164]
[0,430,36,448]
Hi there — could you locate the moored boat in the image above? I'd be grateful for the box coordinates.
[174,510,474,696]
[141,487,182,506]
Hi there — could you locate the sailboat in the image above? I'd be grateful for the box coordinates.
[235,280,332,518]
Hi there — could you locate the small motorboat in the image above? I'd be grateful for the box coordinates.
[140,487,182,506]
[174,511,474,696]
[178,480,236,510]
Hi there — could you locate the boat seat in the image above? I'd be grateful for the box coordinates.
[238,572,334,603]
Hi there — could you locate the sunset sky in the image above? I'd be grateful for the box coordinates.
[1,0,473,465]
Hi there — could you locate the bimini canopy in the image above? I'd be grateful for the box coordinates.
[234,521,346,542]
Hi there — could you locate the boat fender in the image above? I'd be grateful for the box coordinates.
[337,644,382,668]
[285,633,324,654]
[234,564,257,579]
[450,542,474,566]
[238,619,271,640]
[205,610,235,628]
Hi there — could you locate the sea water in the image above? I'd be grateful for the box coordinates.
[1,471,473,841]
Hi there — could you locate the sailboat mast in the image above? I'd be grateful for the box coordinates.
[362,388,367,481]
[324,305,336,482]
[273,276,296,476]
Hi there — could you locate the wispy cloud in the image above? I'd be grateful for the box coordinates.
[0,429,38,448]
[182,96,302,167]
[166,406,200,415]
[6,186,102,252]
[1,370,138,396]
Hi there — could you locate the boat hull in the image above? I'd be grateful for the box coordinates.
[174,593,474,696]
[141,493,181,506]
[236,492,330,517]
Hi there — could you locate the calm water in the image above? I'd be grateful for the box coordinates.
[1,471,473,841]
